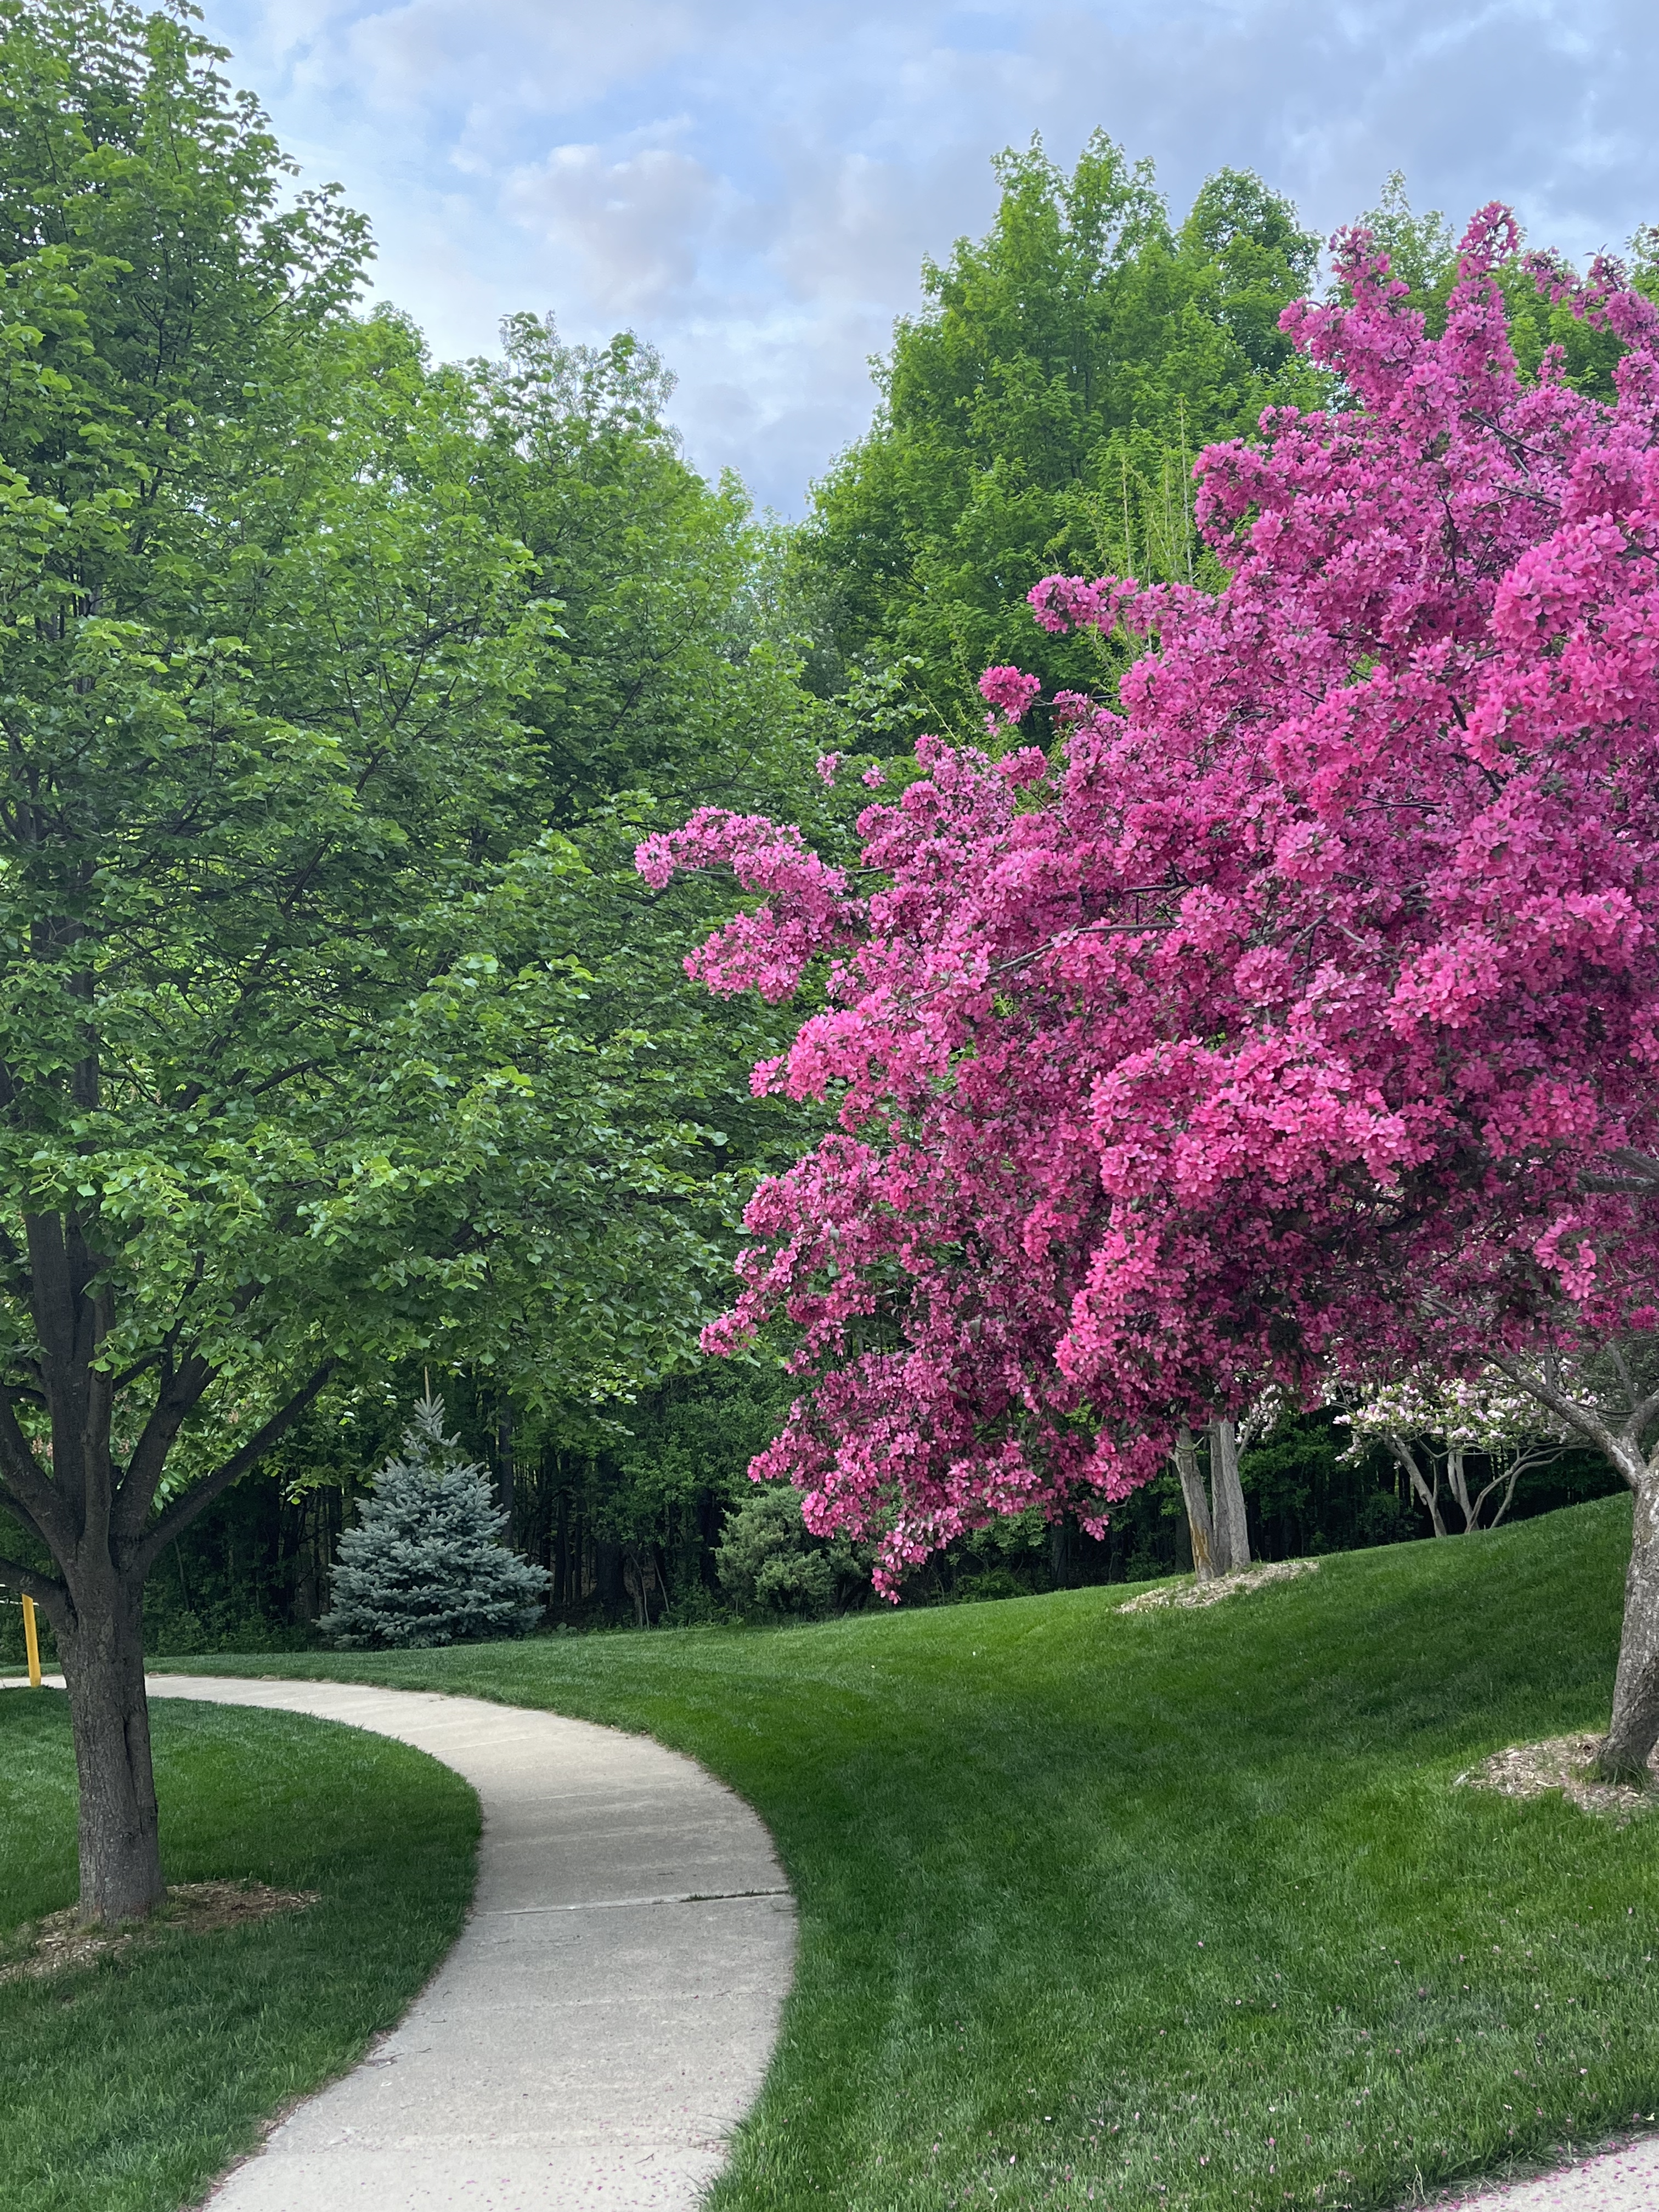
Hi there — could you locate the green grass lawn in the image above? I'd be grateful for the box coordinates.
[160,1493,1659,2212]
[0,1691,477,2212]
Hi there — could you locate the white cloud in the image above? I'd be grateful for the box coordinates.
[201,0,1659,512]
[255,0,701,123]
[505,140,732,317]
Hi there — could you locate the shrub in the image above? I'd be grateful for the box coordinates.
[716,1485,870,1619]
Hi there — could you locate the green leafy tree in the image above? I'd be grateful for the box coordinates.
[320,1395,545,1647]
[792,133,1322,738]
[437,311,841,1505]
[1350,173,1656,399]
[470,314,822,826]
[0,2,744,1922]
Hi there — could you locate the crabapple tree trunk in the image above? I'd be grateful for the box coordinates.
[1173,1425,1217,1581]
[1602,1469,1659,1779]
[1209,1419,1252,1573]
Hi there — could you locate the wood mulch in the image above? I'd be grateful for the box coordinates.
[0,1880,319,1985]
[1455,1733,1658,1824]
[1118,1558,1321,1613]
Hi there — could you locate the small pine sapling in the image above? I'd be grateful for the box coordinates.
[323,1397,548,1647]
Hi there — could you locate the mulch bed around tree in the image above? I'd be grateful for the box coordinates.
[1455,1734,1658,1824]
[0,1880,319,1985]
[1118,1559,1321,1613]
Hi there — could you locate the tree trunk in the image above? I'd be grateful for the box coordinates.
[1173,1425,1217,1582]
[1209,1418,1252,1573]
[1600,1476,1659,1780]
[57,1570,165,1923]
[1446,1447,1480,1533]
[1388,1434,1448,1538]
[594,1537,625,1617]
[495,1404,515,1546]
[1048,1515,1072,1590]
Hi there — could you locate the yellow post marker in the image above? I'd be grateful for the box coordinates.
[21,1593,41,1688]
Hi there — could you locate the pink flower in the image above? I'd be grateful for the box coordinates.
[978,665,1042,726]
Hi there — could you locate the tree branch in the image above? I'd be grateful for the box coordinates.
[114,1353,214,1541]
[0,1477,55,1558]
[0,1552,67,1613]
[1387,1432,1448,1537]
[0,1383,67,1547]
[1483,1352,1638,1487]
[108,1347,168,1395]
[1621,1386,1659,1461]
[135,1361,336,1572]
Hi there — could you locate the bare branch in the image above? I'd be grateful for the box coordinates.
[1483,1352,1637,1486]
[1387,1431,1448,1538]
[989,911,1180,981]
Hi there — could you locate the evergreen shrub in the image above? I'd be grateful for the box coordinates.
[716,1485,869,1619]
[321,1397,548,1647]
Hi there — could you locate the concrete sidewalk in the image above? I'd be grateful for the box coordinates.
[146,1675,797,2212]
[1437,2138,1659,2212]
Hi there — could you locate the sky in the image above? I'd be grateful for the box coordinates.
[200,0,1659,516]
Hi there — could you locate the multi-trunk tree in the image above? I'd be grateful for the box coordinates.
[644,210,1659,1768]
[1171,1421,1251,1583]
[1335,1372,1566,1537]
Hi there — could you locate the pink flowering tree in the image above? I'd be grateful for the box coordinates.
[640,209,1659,1772]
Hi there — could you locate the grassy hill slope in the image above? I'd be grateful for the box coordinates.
[167,1494,1659,2210]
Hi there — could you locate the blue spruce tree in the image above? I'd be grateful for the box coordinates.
[323,1396,548,1647]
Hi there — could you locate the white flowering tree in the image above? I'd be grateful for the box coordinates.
[1334,1374,1567,1537]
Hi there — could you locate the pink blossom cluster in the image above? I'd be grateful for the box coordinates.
[641,211,1659,1592]
[635,808,861,1003]
[978,664,1043,733]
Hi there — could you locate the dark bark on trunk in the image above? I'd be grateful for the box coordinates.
[57,1570,165,1923]
[594,1538,625,1616]
[495,1405,515,1546]
[1601,1477,1659,1780]
[0,1200,331,1922]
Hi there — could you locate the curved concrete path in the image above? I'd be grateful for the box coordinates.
[145,1676,797,2211]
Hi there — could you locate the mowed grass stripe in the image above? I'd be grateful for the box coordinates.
[169,1492,1659,2209]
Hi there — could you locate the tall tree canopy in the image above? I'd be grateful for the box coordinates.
[792,134,1322,736]
[0,0,816,1920]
